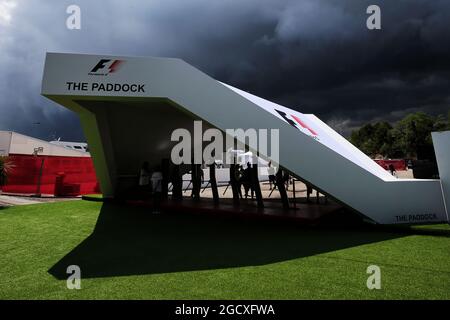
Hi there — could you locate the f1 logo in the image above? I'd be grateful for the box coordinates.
[90,59,124,74]
[275,109,318,137]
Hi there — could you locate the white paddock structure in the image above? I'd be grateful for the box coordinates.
[41,52,449,225]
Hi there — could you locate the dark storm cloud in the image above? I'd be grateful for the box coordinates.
[0,0,449,140]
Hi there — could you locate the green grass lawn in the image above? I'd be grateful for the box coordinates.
[0,200,449,299]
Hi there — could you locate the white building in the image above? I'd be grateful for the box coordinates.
[41,52,450,225]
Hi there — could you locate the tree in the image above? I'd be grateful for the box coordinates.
[350,111,450,160]
[350,122,394,157]
[350,123,374,155]
[0,156,14,189]
[391,112,436,160]
[373,122,395,157]
[434,114,449,132]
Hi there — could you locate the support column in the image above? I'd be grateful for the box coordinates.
[251,164,264,208]
[292,178,297,209]
[171,164,183,201]
[306,184,312,203]
[161,158,170,200]
[209,163,219,205]
[78,107,116,198]
[230,164,240,205]
[191,163,201,201]
[276,169,289,209]
[432,131,450,224]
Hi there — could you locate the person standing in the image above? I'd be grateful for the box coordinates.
[235,164,243,198]
[243,162,254,199]
[283,171,290,191]
[267,161,276,189]
[139,161,151,197]
[306,184,313,203]
[388,164,397,177]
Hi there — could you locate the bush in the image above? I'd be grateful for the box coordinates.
[0,156,14,187]
[350,111,450,160]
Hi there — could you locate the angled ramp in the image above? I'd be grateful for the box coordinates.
[41,53,448,224]
[432,132,450,223]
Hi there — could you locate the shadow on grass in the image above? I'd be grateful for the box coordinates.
[49,202,405,279]
[378,224,450,238]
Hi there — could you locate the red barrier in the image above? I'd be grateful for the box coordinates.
[374,159,406,171]
[1,154,100,196]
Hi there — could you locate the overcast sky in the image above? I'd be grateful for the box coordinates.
[0,0,449,141]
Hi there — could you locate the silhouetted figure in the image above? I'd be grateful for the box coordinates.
[268,161,276,189]
[306,184,313,203]
[235,165,243,198]
[151,166,163,214]
[139,161,151,197]
[283,171,290,191]
[170,165,183,201]
[242,162,254,199]
[388,164,396,176]
[189,164,202,200]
